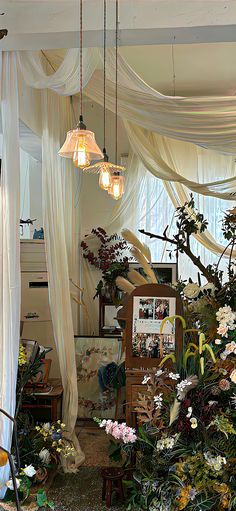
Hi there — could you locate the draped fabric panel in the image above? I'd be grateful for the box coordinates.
[18,46,236,154]
[18,48,99,96]
[42,89,84,470]
[124,121,236,201]
[17,48,236,198]
[0,52,21,496]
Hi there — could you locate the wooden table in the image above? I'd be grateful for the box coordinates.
[22,378,63,422]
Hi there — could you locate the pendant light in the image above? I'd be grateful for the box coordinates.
[84,0,124,191]
[58,0,103,168]
[108,0,125,200]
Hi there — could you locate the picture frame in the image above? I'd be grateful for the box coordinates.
[124,283,183,369]
[30,358,52,386]
[129,262,177,285]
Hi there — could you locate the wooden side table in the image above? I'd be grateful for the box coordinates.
[22,378,63,422]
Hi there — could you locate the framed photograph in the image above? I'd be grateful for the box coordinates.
[124,283,183,369]
[132,295,176,359]
[129,262,177,285]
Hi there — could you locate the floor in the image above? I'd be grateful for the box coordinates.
[0,423,127,511]
[48,468,126,511]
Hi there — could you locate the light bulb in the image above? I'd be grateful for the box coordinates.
[109,174,124,200]
[99,164,111,190]
[73,137,90,168]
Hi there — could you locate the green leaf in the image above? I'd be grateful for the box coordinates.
[189,494,217,511]
[36,489,48,507]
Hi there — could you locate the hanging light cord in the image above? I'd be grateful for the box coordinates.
[103,0,107,157]
[115,0,118,166]
[79,0,83,124]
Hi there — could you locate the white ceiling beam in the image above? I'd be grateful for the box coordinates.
[3,25,236,51]
[1,0,236,50]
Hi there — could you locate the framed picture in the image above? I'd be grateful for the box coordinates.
[124,283,183,369]
[132,296,176,359]
[129,262,177,285]
[30,359,52,386]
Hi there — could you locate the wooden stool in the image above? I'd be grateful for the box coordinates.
[101,467,125,508]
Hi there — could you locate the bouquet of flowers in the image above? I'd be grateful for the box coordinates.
[81,227,130,299]
[5,420,74,506]
[96,321,236,510]
[96,200,236,510]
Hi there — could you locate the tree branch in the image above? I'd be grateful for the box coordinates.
[139,228,221,289]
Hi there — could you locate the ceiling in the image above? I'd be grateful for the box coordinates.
[2,0,236,50]
[44,41,236,98]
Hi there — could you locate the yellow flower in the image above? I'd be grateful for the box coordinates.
[18,344,27,366]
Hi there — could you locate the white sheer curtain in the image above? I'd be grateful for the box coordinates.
[138,172,232,281]
[124,121,236,200]
[42,89,84,469]
[0,52,21,497]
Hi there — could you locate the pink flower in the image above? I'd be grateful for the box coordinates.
[104,420,114,435]
[217,324,229,337]
[99,420,137,444]
[219,379,230,391]
[111,425,122,440]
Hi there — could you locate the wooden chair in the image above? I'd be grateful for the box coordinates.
[0,408,21,511]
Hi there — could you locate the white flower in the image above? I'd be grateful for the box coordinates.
[214,338,222,345]
[219,368,228,376]
[42,422,51,432]
[6,478,20,490]
[23,464,36,478]
[176,379,192,398]
[169,372,180,381]
[39,448,51,464]
[231,394,236,408]
[156,435,177,452]
[186,406,192,418]
[230,369,236,383]
[99,419,107,428]
[208,400,218,407]
[183,283,200,299]
[142,375,151,385]
[225,341,236,354]
[154,393,163,409]
[204,452,226,471]
[155,369,163,378]
[217,324,229,337]
[216,306,236,337]
[201,283,216,296]
[190,417,198,429]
